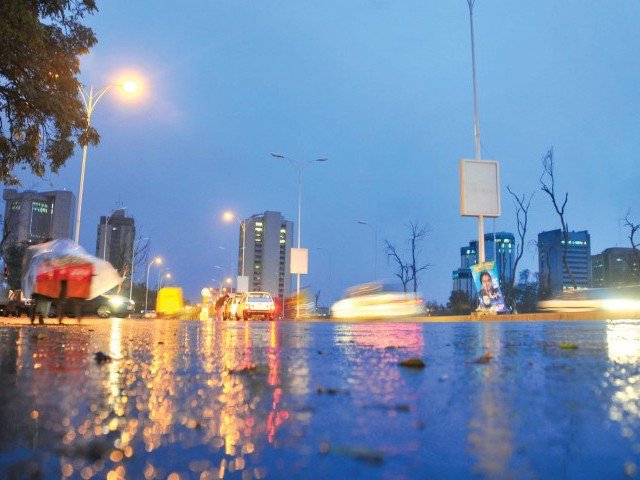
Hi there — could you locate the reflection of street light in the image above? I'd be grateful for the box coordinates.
[271,152,328,317]
[357,221,378,279]
[74,75,143,245]
[222,212,246,277]
[145,256,162,312]
[102,207,128,261]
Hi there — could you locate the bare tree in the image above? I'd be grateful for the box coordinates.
[506,186,533,303]
[539,147,576,288]
[623,211,640,264]
[407,222,431,294]
[385,222,431,294]
[115,235,149,295]
[384,240,411,292]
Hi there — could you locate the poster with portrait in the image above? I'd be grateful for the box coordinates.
[471,261,508,313]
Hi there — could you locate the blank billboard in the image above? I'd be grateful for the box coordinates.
[290,248,308,275]
[460,159,501,218]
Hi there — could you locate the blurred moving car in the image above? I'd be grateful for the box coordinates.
[331,282,425,320]
[51,294,135,318]
[222,294,237,320]
[235,292,275,320]
[538,286,640,313]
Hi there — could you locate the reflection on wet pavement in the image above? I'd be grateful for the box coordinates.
[0,319,639,479]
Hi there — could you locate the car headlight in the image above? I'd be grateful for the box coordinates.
[109,297,124,306]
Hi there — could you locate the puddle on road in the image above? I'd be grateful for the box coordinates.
[0,320,638,478]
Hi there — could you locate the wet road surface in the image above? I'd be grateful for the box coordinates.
[0,318,639,479]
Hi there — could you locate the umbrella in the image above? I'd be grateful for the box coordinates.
[22,239,122,300]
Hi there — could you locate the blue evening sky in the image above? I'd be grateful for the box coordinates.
[13,1,640,303]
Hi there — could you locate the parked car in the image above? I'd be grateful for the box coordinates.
[235,292,276,320]
[51,294,135,318]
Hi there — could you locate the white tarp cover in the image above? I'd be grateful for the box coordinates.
[21,239,122,299]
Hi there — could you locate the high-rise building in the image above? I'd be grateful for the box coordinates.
[239,211,293,300]
[591,247,640,288]
[96,209,135,274]
[452,232,516,297]
[2,188,75,245]
[538,229,591,293]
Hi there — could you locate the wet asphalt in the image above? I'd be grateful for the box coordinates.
[0,318,639,479]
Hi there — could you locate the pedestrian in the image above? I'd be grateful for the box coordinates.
[215,294,228,321]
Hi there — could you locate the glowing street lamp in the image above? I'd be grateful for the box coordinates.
[222,212,246,277]
[159,272,171,289]
[74,74,144,246]
[145,256,162,312]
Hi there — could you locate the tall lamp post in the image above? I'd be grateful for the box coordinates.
[222,212,246,279]
[74,78,142,245]
[157,268,171,291]
[466,0,486,262]
[145,256,162,312]
[357,221,378,280]
[271,152,327,317]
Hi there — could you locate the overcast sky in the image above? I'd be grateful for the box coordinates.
[10,1,640,303]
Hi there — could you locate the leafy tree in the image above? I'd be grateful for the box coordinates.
[511,269,539,313]
[0,0,98,184]
[447,290,472,315]
[3,241,28,289]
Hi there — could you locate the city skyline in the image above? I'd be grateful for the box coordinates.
[4,1,639,303]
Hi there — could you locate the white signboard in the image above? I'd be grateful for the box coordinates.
[460,159,501,217]
[237,275,249,293]
[290,248,308,275]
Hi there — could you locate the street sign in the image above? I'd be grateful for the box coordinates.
[290,248,308,275]
[237,275,249,293]
[460,159,501,218]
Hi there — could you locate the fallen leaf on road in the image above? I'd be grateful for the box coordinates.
[338,446,385,465]
[473,352,493,364]
[398,358,426,369]
[317,387,349,395]
[560,342,579,350]
[94,351,112,364]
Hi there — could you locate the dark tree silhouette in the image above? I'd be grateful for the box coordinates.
[0,1,98,184]
[540,147,576,288]
[385,240,411,293]
[407,222,431,295]
[506,186,533,305]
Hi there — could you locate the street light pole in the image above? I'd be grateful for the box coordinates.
[74,85,112,246]
[271,153,327,318]
[357,221,378,279]
[466,0,486,263]
[74,78,141,246]
[222,213,246,279]
[159,273,171,289]
[145,257,161,312]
